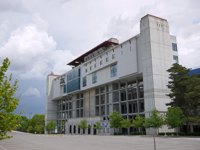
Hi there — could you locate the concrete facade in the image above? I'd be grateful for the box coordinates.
[46,14,178,135]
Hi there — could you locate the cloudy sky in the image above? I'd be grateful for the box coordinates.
[0,0,200,117]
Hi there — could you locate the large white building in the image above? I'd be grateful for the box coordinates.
[46,14,178,135]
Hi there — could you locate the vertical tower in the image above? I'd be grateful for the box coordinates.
[139,15,173,132]
[45,73,58,133]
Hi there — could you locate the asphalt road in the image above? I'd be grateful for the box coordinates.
[0,131,200,150]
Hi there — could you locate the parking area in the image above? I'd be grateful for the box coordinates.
[0,131,200,150]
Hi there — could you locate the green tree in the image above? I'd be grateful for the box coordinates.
[167,63,200,132]
[94,122,101,134]
[121,119,132,135]
[167,63,189,108]
[16,116,29,132]
[165,107,185,135]
[79,120,87,134]
[27,126,33,133]
[27,114,45,134]
[132,115,145,134]
[46,120,56,134]
[144,110,164,135]
[109,111,123,134]
[0,58,19,139]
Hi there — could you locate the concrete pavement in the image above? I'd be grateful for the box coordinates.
[0,131,200,150]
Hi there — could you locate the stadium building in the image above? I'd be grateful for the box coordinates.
[46,14,178,135]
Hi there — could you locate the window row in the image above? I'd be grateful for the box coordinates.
[84,53,116,73]
[82,64,117,87]
[95,100,144,116]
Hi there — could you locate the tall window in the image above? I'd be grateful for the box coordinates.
[83,76,87,87]
[112,54,115,59]
[63,84,67,93]
[95,86,106,116]
[76,94,84,118]
[110,63,117,77]
[172,43,177,51]
[173,55,179,63]
[92,72,97,84]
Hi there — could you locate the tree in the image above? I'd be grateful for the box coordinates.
[27,114,45,134]
[167,63,189,109]
[144,110,164,150]
[109,111,123,134]
[94,122,101,134]
[121,119,132,135]
[0,58,19,138]
[144,110,164,135]
[79,120,87,134]
[46,120,56,134]
[132,115,145,134]
[165,107,185,135]
[16,116,29,132]
[167,63,200,132]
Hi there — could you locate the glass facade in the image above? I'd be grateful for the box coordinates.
[110,63,117,77]
[82,76,87,87]
[57,93,84,133]
[67,68,80,93]
[95,78,144,119]
[57,96,73,133]
[92,72,97,84]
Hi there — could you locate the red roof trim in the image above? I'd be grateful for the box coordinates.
[67,40,119,66]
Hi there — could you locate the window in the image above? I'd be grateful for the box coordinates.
[173,55,179,63]
[85,68,87,73]
[101,106,105,116]
[121,103,127,114]
[139,101,144,112]
[100,60,102,65]
[112,83,119,90]
[172,43,177,51]
[106,57,109,62]
[110,63,117,77]
[138,84,144,98]
[113,104,119,112]
[63,84,67,93]
[96,107,100,116]
[67,68,80,93]
[100,87,105,93]
[127,87,137,100]
[92,72,97,84]
[82,76,87,87]
[112,54,115,59]
[96,96,99,105]
[76,100,80,108]
[128,102,137,113]
[113,91,119,102]
[95,88,99,94]
[101,95,105,104]
[120,90,126,101]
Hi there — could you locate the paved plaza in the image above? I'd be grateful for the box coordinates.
[0,131,200,150]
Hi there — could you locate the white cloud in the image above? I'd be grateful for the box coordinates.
[23,87,40,97]
[0,16,74,79]
[0,0,199,115]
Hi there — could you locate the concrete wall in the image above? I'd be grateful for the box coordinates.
[45,74,58,133]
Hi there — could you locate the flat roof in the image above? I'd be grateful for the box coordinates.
[141,14,167,21]
[67,38,119,67]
